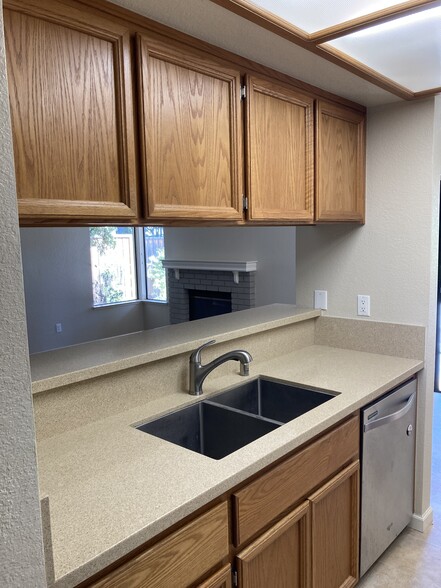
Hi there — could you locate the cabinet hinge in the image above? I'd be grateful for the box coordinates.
[242,195,248,211]
[240,84,247,100]
[232,569,238,587]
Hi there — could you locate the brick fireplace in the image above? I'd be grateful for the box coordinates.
[163,261,257,324]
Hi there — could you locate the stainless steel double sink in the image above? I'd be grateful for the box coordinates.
[135,377,337,460]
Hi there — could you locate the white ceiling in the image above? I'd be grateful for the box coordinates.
[230,0,441,95]
[109,0,401,107]
[328,6,441,92]
[249,0,411,33]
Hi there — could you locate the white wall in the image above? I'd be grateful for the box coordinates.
[21,228,146,353]
[296,97,441,525]
[0,4,47,584]
[165,226,296,307]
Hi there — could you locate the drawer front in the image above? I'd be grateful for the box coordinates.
[233,416,359,546]
[91,502,229,588]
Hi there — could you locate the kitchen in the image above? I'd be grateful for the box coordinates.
[0,0,440,587]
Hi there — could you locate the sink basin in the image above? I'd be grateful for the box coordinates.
[135,377,336,460]
[136,402,279,460]
[210,377,336,423]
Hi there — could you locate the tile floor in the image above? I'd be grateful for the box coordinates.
[358,392,441,587]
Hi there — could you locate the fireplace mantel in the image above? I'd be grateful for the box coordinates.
[162,260,257,284]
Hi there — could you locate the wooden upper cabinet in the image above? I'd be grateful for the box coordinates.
[245,75,314,223]
[4,0,138,223]
[315,100,365,223]
[137,34,244,221]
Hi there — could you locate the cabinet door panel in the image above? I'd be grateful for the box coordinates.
[197,564,232,588]
[233,415,359,546]
[246,76,314,223]
[90,502,229,588]
[316,100,365,222]
[137,34,243,220]
[4,0,137,222]
[309,461,359,588]
[236,501,310,588]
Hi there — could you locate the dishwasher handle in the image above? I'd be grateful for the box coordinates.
[363,392,416,433]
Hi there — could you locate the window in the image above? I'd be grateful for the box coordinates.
[89,227,166,306]
[144,227,166,301]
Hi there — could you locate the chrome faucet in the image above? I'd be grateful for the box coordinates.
[189,339,253,395]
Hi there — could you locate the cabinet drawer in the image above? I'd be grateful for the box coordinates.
[232,416,359,546]
[91,502,229,588]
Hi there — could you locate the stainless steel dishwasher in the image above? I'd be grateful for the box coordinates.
[360,377,417,577]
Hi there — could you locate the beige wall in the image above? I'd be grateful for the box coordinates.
[0,4,46,585]
[297,97,441,526]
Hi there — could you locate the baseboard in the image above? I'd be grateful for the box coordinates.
[409,507,434,532]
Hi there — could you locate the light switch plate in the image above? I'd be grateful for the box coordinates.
[314,290,328,310]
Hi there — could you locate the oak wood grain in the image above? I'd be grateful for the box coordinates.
[4,0,137,221]
[236,501,310,588]
[90,502,229,588]
[246,75,314,223]
[309,461,360,588]
[197,564,232,588]
[233,416,359,546]
[60,0,367,112]
[137,33,243,221]
[315,100,365,223]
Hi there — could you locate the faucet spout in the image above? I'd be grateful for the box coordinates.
[189,340,252,395]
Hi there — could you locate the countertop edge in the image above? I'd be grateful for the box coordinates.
[31,307,320,395]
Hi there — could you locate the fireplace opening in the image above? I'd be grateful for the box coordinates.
[189,290,232,321]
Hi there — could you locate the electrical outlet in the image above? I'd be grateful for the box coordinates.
[55,322,63,333]
[314,290,328,310]
[357,295,370,317]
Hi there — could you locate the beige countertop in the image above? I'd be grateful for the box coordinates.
[30,305,320,393]
[36,344,423,588]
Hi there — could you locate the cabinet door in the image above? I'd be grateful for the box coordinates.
[236,501,310,588]
[197,564,232,588]
[4,0,138,223]
[309,461,360,588]
[315,100,365,223]
[90,502,229,588]
[245,75,314,223]
[137,33,243,221]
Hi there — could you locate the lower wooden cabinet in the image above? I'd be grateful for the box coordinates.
[89,502,229,588]
[197,564,232,588]
[310,461,360,588]
[235,461,360,588]
[85,418,360,588]
[236,501,310,588]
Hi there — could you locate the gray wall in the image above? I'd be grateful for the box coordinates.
[21,226,296,353]
[21,228,146,353]
[165,226,296,307]
[0,3,47,584]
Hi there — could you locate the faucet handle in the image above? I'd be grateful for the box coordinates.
[190,339,216,364]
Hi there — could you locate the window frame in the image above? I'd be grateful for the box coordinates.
[90,226,167,308]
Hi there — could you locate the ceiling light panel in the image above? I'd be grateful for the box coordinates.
[326,6,441,92]
[247,0,414,33]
